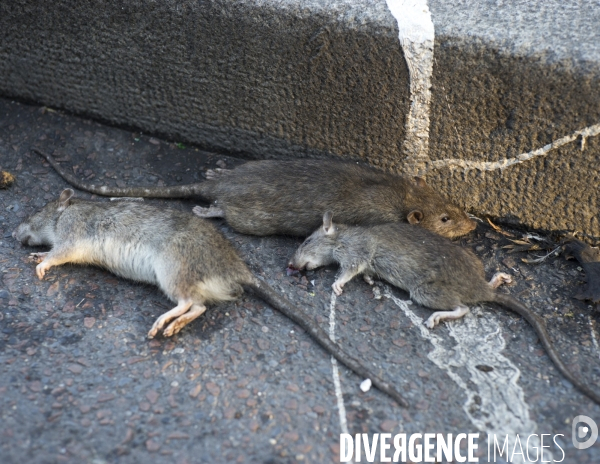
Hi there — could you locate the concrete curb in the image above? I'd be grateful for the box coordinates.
[1,0,598,239]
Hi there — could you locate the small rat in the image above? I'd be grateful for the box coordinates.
[563,239,600,305]
[33,149,476,239]
[13,189,408,407]
[288,212,600,405]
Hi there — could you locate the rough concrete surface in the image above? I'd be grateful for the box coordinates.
[0,0,598,239]
[2,99,600,463]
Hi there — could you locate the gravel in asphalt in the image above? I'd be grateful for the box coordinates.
[1,98,599,463]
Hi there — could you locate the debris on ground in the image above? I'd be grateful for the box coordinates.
[0,170,15,188]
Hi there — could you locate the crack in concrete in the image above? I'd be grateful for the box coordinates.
[430,123,600,172]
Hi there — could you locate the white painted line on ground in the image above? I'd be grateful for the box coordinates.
[385,0,435,175]
[329,291,349,435]
[385,288,549,463]
[431,123,600,172]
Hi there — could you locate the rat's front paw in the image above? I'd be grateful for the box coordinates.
[363,274,375,286]
[35,262,50,280]
[332,282,344,296]
[29,252,49,264]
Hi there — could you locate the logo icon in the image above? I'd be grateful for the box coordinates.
[572,415,598,450]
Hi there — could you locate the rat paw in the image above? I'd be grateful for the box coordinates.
[332,282,344,296]
[163,320,186,337]
[363,274,375,286]
[192,206,205,217]
[29,252,49,264]
[35,262,49,280]
[205,168,229,180]
[489,272,512,288]
[148,317,167,338]
[192,205,224,218]
[147,326,159,339]
[424,314,440,329]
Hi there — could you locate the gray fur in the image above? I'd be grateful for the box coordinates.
[13,190,409,406]
[34,150,476,239]
[13,189,250,308]
[288,213,600,405]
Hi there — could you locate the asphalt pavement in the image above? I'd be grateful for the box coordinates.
[1,98,599,463]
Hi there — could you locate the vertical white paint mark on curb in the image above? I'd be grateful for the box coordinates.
[385,0,435,175]
[385,288,550,463]
[328,291,349,435]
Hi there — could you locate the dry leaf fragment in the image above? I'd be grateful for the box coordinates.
[486,218,514,237]
[0,171,15,189]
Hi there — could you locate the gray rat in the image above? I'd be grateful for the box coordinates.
[288,212,600,405]
[33,149,476,239]
[13,189,408,407]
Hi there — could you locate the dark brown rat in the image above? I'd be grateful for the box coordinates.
[563,239,600,305]
[288,212,600,405]
[13,189,408,407]
[33,149,476,239]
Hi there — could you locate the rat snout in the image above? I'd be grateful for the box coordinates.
[287,256,304,270]
[286,261,304,273]
[13,224,34,245]
[286,266,300,276]
[467,218,477,232]
[286,257,309,276]
[16,234,31,246]
[288,260,305,269]
[12,227,26,243]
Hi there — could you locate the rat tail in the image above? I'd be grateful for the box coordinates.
[245,276,409,407]
[494,293,600,405]
[32,149,211,199]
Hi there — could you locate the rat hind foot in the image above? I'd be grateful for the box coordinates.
[109,197,144,202]
[148,300,193,338]
[425,305,470,329]
[192,205,225,218]
[488,272,512,289]
[205,168,233,180]
[163,304,207,337]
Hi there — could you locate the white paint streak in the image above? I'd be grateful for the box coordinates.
[431,123,600,172]
[385,288,549,463]
[328,291,349,435]
[386,0,435,175]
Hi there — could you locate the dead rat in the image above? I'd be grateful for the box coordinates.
[13,189,408,407]
[33,149,476,239]
[563,239,600,305]
[288,212,600,405]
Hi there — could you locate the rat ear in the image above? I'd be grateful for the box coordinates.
[322,211,335,235]
[413,176,427,188]
[57,188,74,211]
[407,210,424,224]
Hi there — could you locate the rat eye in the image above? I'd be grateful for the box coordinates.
[441,216,450,223]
